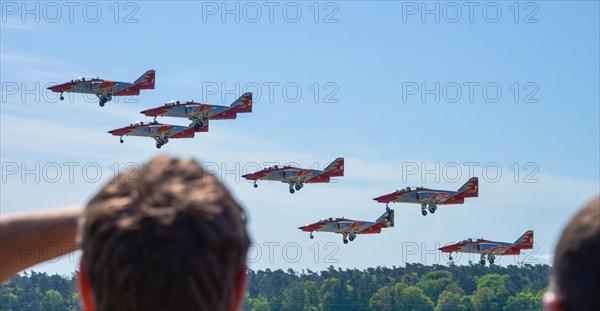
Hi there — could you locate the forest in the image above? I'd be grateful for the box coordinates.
[0,263,550,311]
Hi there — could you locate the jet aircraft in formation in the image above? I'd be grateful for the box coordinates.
[107,120,208,149]
[46,70,533,263]
[373,177,479,216]
[48,70,155,106]
[140,92,252,131]
[299,209,394,244]
[48,71,253,148]
[439,230,534,265]
[242,157,344,193]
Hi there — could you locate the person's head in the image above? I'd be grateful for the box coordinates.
[78,155,250,311]
[544,195,600,311]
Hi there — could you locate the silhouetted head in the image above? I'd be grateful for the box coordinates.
[544,196,600,311]
[78,155,250,311]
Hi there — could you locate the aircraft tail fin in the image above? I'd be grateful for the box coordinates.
[457,177,478,197]
[324,157,344,177]
[134,70,155,89]
[375,209,394,228]
[230,92,252,113]
[513,230,534,249]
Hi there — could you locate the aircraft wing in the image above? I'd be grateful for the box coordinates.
[345,220,387,234]
[477,242,511,255]
[148,125,195,139]
[417,190,452,203]
[192,103,215,115]
[346,221,367,229]
[304,168,338,183]
[304,174,331,183]
[278,168,314,183]
[98,81,117,90]
[210,109,239,120]
[291,169,318,182]
[156,125,174,133]
[336,221,368,234]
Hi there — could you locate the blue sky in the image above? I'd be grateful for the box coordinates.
[1,1,599,275]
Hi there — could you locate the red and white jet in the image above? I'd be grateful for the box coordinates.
[47,70,155,107]
[373,177,479,216]
[140,93,252,131]
[108,120,206,149]
[299,209,394,244]
[439,230,534,265]
[242,157,344,194]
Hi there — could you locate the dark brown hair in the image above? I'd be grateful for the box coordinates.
[552,196,599,311]
[79,155,250,310]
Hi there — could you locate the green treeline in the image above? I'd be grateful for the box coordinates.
[1,264,550,311]
[0,271,79,311]
[244,264,550,311]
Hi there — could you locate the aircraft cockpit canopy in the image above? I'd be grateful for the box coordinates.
[71,77,91,82]
[396,186,412,193]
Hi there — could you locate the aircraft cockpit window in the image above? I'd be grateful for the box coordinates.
[73,77,91,82]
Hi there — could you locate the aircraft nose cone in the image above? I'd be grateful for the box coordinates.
[141,107,162,116]
[242,173,254,179]
[373,195,385,202]
[439,244,457,252]
[298,226,304,230]
[108,128,128,136]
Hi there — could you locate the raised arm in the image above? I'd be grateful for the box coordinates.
[0,206,82,282]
